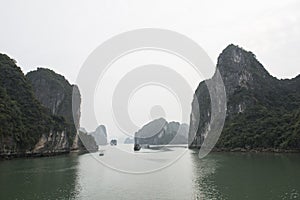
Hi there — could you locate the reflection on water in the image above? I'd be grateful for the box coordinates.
[0,153,79,200]
[190,150,222,200]
[74,145,194,200]
[0,146,300,200]
[191,152,300,200]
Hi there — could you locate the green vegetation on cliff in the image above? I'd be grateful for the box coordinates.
[0,54,63,152]
[26,68,81,146]
[189,45,300,150]
[219,106,300,150]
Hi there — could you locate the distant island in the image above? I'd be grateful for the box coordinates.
[124,137,134,144]
[90,125,108,145]
[134,118,189,145]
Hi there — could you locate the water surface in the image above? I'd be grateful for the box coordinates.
[0,145,299,200]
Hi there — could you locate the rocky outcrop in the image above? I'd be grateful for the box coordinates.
[33,131,69,153]
[90,125,107,145]
[0,53,95,158]
[135,118,188,145]
[188,44,300,150]
[76,129,98,153]
[27,68,99,153]
[26,68,81,152]
[0,54,71,158]
[26,68,81,127]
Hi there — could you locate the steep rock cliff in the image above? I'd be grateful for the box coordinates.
[188,44,300,150]
[26,68,81,149]
[76,128,98,152]
[0,54,69,156]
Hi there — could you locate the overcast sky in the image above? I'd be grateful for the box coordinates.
[1,0,299,137]
[1,0,299,81]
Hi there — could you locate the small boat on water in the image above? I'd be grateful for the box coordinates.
[110,139,117,146]
[99,150,105,156]
[134,144,141,151]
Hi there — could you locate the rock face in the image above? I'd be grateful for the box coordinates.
[26,68,81,129]
[76,128,98,152]
[33,131,70,153]
[90,125,107,145]
[0,54,70,156]
[0,53,97,158]
[135,118,189,145]
[26,68,81,152]
[189,44,300,150]
[124,137,134,144]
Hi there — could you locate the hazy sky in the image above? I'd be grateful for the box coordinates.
[1,0,299,137]
[0,0,299,81]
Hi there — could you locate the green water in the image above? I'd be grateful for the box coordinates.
[0,147,299,200]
